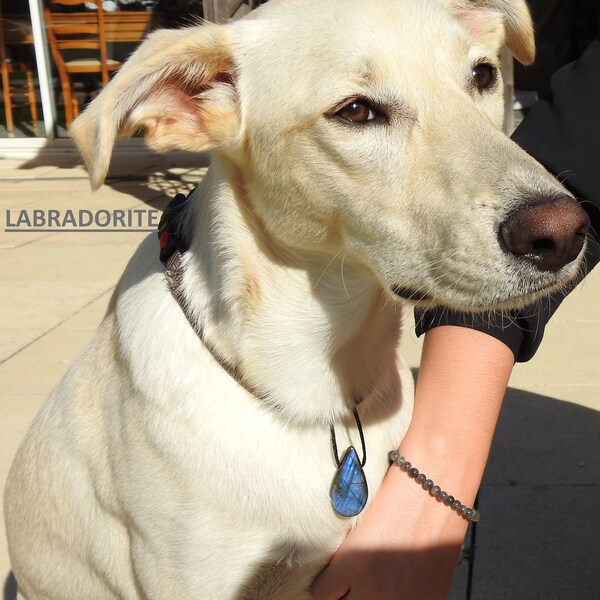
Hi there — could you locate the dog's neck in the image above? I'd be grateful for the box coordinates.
[180,159,403,424]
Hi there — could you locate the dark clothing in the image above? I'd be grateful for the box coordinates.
[416,40,600,362]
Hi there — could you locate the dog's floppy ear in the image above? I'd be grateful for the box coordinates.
[447,0,535,64]
[70,23,238,189]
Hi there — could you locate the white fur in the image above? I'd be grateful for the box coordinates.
[4,0,583,598]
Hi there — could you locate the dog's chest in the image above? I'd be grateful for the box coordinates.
[117,352,409,550]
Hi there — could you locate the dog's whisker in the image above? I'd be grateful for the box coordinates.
[340,255,351,300]
[314,249,344,290]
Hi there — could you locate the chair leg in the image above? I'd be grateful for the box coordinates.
[62,80,74,128]
[1,70,14,134]
[25,69,38,132]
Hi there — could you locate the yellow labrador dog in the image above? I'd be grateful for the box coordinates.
[4,0,589,598]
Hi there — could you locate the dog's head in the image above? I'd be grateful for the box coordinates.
[72,0,588,310]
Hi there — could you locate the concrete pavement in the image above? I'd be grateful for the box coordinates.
[1,152,598,599]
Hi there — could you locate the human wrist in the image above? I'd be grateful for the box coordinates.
[393,428,488,506]
[372,460,471,555]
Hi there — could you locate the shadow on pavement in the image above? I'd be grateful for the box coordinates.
[12,148,211,209]
[451,387,600,599]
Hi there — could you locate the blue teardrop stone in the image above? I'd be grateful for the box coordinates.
[330,446,368,517]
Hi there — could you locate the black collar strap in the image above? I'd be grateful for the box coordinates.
[157,191,204,340]
[157,191,265,396]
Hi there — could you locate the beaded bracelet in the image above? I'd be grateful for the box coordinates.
[388,450,480,522]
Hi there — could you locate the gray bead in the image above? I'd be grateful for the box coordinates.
[439,491,448,501]
[423,479,434,490]
[430,485,441,497]
[388,450,399,462]
[444,495,454,506]
[401,461,411,471]
[465,509,474,518]
[416,473,427,484]
[459,505,468,515]
[453,499,462,510]
[409,467,419,478]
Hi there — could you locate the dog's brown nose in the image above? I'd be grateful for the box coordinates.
[500,195,590,272]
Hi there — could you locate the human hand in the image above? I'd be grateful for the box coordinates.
[311,467,464,600]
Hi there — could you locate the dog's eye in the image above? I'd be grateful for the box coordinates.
[336,100,378,123]
[472,63,496,91]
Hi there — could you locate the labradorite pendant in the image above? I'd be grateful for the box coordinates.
[330,446,368,517]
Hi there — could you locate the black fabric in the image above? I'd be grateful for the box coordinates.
[415,40,600,362]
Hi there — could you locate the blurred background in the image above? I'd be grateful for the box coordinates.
[0,0,599,146]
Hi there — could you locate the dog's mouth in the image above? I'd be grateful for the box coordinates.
[391,276,565,309]
[391,285,432,302]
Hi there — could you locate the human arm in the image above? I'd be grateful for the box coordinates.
[312,325,514,600]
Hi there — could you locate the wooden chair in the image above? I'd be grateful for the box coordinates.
[44,0,120,128]
[0,10,38,134]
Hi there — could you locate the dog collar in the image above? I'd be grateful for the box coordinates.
[157,192,368,518]
[158,192,190,270]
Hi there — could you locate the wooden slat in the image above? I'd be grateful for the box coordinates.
[57,41,101,50]
[2,12,163,45]
[103,13,160,42]
[52,23,100,35]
